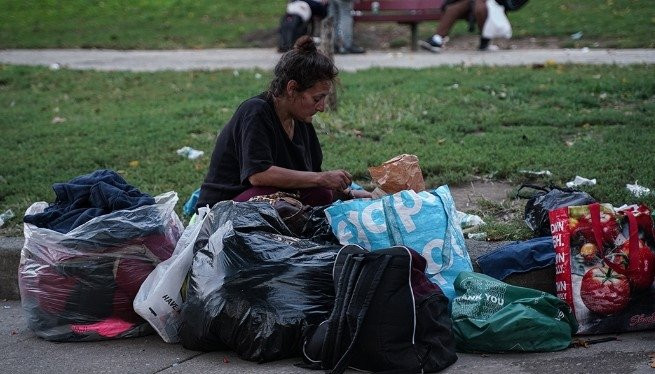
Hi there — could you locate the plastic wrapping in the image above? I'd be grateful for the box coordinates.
[179,201,340,362]
[520,185,596,236]
[19,192,183,341]
[325,186,473,300]
[452,272,577,352]
[550,203,655,334]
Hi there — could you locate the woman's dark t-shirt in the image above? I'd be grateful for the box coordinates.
[196,93,323,209]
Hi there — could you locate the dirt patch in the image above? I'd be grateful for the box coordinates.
[448,180,516,212]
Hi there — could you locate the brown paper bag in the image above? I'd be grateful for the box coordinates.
[368,154,426,194]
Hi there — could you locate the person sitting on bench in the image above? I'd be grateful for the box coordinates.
[420,0,494,52]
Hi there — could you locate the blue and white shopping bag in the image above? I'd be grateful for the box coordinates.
[325,186,472,300]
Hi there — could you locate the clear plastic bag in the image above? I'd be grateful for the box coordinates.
[19,192,183,341]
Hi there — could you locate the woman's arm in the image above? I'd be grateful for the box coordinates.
[249,165,353,191]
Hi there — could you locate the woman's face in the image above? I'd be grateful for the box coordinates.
[289,80,332,123]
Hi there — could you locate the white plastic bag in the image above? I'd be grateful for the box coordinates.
[482,0,512,39]
[133,207,210,343]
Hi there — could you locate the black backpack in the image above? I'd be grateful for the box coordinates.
[278,13,309,52]
[301,245,458,373]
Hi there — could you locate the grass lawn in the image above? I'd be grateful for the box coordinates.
[1,63,654,238]
[1,0,654,49]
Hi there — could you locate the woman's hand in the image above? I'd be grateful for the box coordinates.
[317,170,352,191]
[350,189,373,199]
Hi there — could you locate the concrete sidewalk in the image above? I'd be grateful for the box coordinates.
[1,48,654,72]
[1,300,653,374]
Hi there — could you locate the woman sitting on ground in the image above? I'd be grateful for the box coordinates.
[196,36,372,211]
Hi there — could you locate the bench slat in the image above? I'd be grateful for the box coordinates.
[354,0,444,12]
[354,13,442,22]
[352,0,445,51]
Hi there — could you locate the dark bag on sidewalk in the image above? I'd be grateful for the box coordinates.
[519,184,596,237]
[278,13,309,52]
[301,245,458,373]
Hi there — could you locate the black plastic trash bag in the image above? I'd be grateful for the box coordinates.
[179,201,340,362]
[248,193,337,243]
[519,184,596,236]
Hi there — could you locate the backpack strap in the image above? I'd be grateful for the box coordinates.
[321,253,363,369]
[329,254,391,374]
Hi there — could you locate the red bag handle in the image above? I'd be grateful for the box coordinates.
[589,203,605,254]
[593,203,625,274]
[626,210,639,276]
[601,208,640,275]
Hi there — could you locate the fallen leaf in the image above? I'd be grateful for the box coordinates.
[51,116,66,124]
[128,160,140,168]
[571,338,589,348]
[544,59,558,67]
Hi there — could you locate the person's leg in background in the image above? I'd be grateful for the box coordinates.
[420,0,472,52]
[302,0,328,37]
[329,0,365,54]
[473,0,494,50]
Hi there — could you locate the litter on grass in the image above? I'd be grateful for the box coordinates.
[626,181,652,197]
[570,31,583,40]
[566,176,596,188]
[467,232,488,241]
[0,209,14,228]
[457,211,485,229]
[519,169,552,177]
[176,146,204,160]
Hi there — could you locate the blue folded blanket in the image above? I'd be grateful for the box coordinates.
[476,236,554,280]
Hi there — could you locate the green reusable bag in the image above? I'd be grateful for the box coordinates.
[452,272,578,352]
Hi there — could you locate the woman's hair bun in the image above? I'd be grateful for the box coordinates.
[294,35,317,54]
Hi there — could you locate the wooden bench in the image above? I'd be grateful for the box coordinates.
[353,0,445,51]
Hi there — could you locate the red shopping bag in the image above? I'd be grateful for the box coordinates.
[550,203,655,334]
